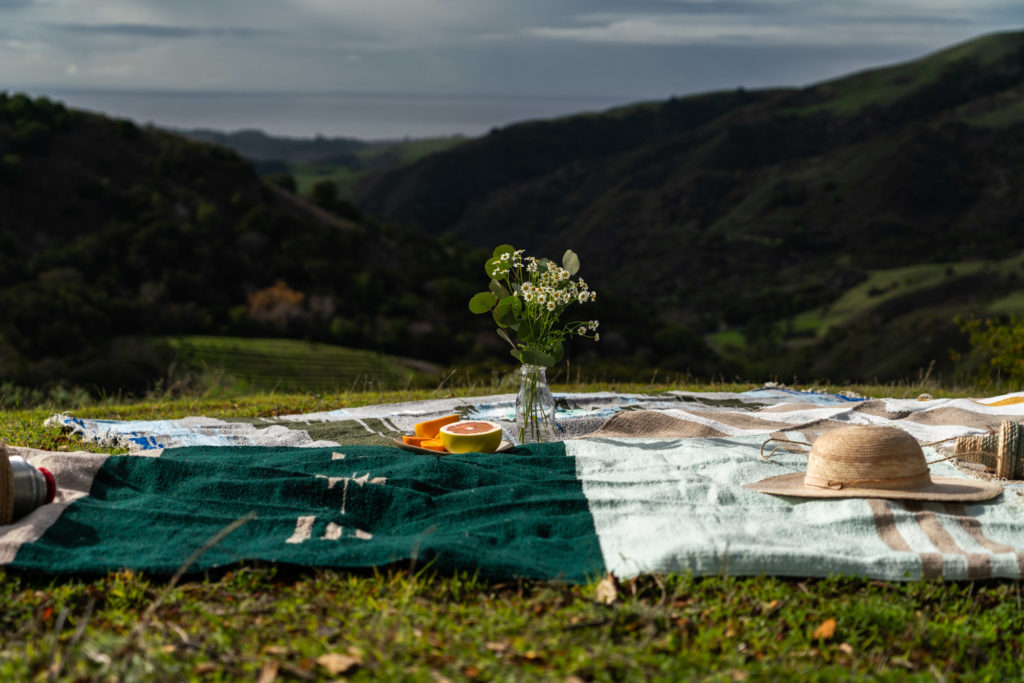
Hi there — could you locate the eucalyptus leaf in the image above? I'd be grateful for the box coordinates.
[501,295,522,316]
[521,347,555,367]
[551,339,564,363]
[468,291,497,314]
[496,327,517,349]
[485,256,507,279]
[493,297,520,327]
[492,244,515,258]
[518,315,539,343]
[562,249,580,276]
[489,279,509,298]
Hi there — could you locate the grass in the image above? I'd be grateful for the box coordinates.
[783,250,1024,341]
[288,135,466,196]
[2,382,1023,680]
[793,31,1022,116]
[3,567,1022,681]
[706,330,747,353]
[289,161,362,197]
[164,335,440,393]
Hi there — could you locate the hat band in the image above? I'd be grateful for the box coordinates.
[804,471,932,491]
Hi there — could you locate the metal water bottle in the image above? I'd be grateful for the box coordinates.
[1,445,56,524]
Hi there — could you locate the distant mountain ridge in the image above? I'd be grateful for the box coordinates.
[351,30,1024,381]
[182,128,368,164]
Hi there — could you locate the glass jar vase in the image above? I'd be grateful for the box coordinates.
[515,364,556,444]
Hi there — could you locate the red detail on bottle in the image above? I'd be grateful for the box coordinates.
[38,467,56,504]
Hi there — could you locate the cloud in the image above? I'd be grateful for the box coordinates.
[517,1,991,48]
[2,0,1022,106]
[48,23,274,39]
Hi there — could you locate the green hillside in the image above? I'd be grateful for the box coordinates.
[352,30,1024,383]
[165,336,440,392]
[182,128,466,197]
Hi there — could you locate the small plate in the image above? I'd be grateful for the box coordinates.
[393,438,515,455]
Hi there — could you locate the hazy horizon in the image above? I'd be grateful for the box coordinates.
[13,86,637,140]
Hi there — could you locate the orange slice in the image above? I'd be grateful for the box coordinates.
[419,438,446,452]
[413,414,460,438]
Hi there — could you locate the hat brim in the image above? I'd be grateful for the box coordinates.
[0,446,13,525]
[744,472,1003,502]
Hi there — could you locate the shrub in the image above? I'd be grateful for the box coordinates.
[957,315,1024,386]
[10,120,54,154]
[0,153,21,183]
[267,172,297,193]
[247,280,306,329]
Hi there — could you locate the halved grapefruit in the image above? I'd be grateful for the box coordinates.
[438,420,503,453]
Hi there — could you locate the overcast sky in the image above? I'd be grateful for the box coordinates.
[2,1,1021,137]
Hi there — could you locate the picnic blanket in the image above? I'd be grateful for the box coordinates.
[4,388,1024,582]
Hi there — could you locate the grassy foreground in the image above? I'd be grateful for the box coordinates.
[2,383,1023,681]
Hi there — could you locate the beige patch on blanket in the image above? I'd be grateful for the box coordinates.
[580,410,727,439]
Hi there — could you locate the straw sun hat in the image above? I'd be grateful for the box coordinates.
[745,425,1003,501]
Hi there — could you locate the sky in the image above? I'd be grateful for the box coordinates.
[1,1,1022,138]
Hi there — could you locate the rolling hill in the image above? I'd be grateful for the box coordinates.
[352,30,1024,382]
[0,94,492,392]
[181,128,466,197]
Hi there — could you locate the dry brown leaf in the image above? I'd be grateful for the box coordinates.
[838,642,854,655]
[729,670,750,682]
[890,655,914,670]
[812,618,837,640]
[316,653,362,676]
[595,573,618,605]
[258,661,280,683]
[194,662,219,674]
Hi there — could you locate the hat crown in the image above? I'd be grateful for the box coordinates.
[806,426,930,490]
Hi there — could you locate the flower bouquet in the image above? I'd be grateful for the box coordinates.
[469,245,598,443]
